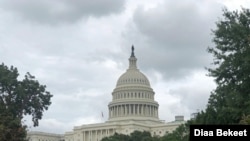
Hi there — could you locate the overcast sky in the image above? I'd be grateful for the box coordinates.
[0,0,249,134]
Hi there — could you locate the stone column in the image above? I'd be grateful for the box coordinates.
[117,106,119,116]
[99,130,101,141]
[91,130,93,141]
[151,105,153,116]
[151,106,154,117]
[123,105,125,116]
[153,106,156,117]
[157,107,158,117]
[118,105,120,116]
[119,105,121,116]
[140,104,142,115]
[149,105,150,116]
[142,104,144,116]
[152,106,154,117]
[96,130,97,141]
[83,131,85,141]
[120,105,122,116]
[89,131,90,141]
[110,106,114,117]
[138,104,140,115]
[146,105,148,116]
[128,104,131,115]
[133,104,135,115]
[115,106,117,117]
[155,107,157,117]
[131,104,133,115]
[125,105,127,115]
[150,106,152,116]
[112,107,114,117]
[150,105,152,116]
[121,105,123,116]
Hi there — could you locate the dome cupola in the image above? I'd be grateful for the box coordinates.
[116,45,151,88]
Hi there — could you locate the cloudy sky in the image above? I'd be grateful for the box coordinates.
[0,0,249,134]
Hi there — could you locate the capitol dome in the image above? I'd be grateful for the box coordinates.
[116,51,151,87]
[108,46,160,122]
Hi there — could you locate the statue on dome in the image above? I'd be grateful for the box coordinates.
[131,45,135,57]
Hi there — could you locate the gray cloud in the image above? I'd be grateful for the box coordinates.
[123,0,224,80]
[0,0,125,24]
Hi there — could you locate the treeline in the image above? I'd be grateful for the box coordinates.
[101,125,188,141]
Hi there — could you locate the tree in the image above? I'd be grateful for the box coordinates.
[130,130,153,141]
[200,7,250,124]
[239,114,250,124]
[0,63,53,141]
[101,132,130,141]
[101,130,155,141]
[161,123,190,141]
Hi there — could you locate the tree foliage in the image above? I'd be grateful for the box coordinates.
[101,131,159,141]
[101,132,130,141]
[0,63,53,141]
[195,7,250,124]
[0,111,27,141]
[160,122,190,141]
[239,114,250,124]
[100,129,189,141]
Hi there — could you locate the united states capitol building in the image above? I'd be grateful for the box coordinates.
[27,46,186,141]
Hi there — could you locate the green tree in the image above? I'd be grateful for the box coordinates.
[239,114,250,124]
[101,130,156,141]
[0,63,53,141]
[161,123,190,141]
[130,130,153,141]
[199,7,250,124]
[101,132,130,141]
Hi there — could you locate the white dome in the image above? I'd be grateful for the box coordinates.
[116,69,150,87]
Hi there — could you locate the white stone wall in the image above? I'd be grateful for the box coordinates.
[27,131,64,141]
[62,119,185,141]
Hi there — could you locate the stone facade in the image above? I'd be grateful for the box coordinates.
[27,131,64,141]
[27,46,185,141]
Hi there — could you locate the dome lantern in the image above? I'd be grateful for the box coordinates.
[128,45,137,70]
